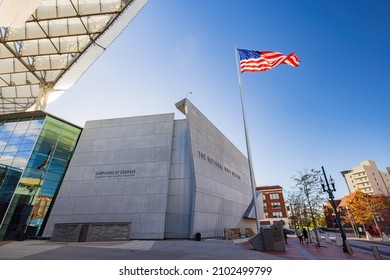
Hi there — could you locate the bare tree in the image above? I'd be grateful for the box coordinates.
[286,191,306,229]
[291,169,326,246]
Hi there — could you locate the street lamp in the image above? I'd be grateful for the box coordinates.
[319,166,351,254]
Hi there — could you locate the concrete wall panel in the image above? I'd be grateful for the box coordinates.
[179,100,258,238]
[43,113,175,240]
[164,119,193,239]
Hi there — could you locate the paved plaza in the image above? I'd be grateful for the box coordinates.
[0,234,389,260]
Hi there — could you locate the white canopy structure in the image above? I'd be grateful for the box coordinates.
[0,0,148,114]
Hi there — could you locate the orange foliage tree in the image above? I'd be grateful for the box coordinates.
[343,190,387,234]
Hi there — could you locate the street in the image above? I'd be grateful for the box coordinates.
[348,239,390,258]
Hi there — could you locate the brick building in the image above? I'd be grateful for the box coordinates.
[257,185,289,227]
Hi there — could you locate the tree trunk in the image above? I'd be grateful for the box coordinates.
[305,190,321,246]
[371,213,381,235]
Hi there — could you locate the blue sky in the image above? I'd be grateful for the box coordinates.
[46,0,390,198]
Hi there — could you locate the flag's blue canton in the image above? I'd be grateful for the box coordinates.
[238,49,261,61]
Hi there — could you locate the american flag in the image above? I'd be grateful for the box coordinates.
[37,147,52,170]
[238,49,300,73]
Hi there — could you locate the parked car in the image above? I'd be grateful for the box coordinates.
[366,225,383,236]
[283,228,295,234]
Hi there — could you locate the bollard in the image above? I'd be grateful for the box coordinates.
[335,234,342,246]
[366,231,373,241]
[325,232,331,243]
[371,245,382,260]
[346,240,353,255]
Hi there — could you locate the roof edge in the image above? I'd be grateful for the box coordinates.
[0,110,82,129]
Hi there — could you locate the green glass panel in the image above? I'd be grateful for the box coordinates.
[0,115,81,240]
[22,117,81,237]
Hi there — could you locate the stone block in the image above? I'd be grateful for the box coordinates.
[50,222,131,242]
[249,221,285,252]
[85,223,131,242]
[245,228,255,237]
[51,223,81,242]
[224,228,241,240]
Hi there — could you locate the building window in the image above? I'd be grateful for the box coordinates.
[263,203,267,209]
[270,193,279,199]
[0,115,81,240]
[264,213,269,218]
[271,202,281,209]
[272,212,283,218]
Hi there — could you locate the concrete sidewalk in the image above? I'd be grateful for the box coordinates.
[243,235,390,260]
[0,239,282,260]
[0,235,388,260]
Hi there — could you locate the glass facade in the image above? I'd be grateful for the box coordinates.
[0,113,81,240]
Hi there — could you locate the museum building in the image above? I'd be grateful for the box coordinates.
[0,100,261,240]
[43,99,261,240]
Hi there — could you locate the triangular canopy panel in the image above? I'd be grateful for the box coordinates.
[0,0,148,114]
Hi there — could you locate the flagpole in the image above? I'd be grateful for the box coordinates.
[234,47,260,233]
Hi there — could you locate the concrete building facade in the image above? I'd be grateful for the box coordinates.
[43,99,260,240]
[341,160,390,196]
